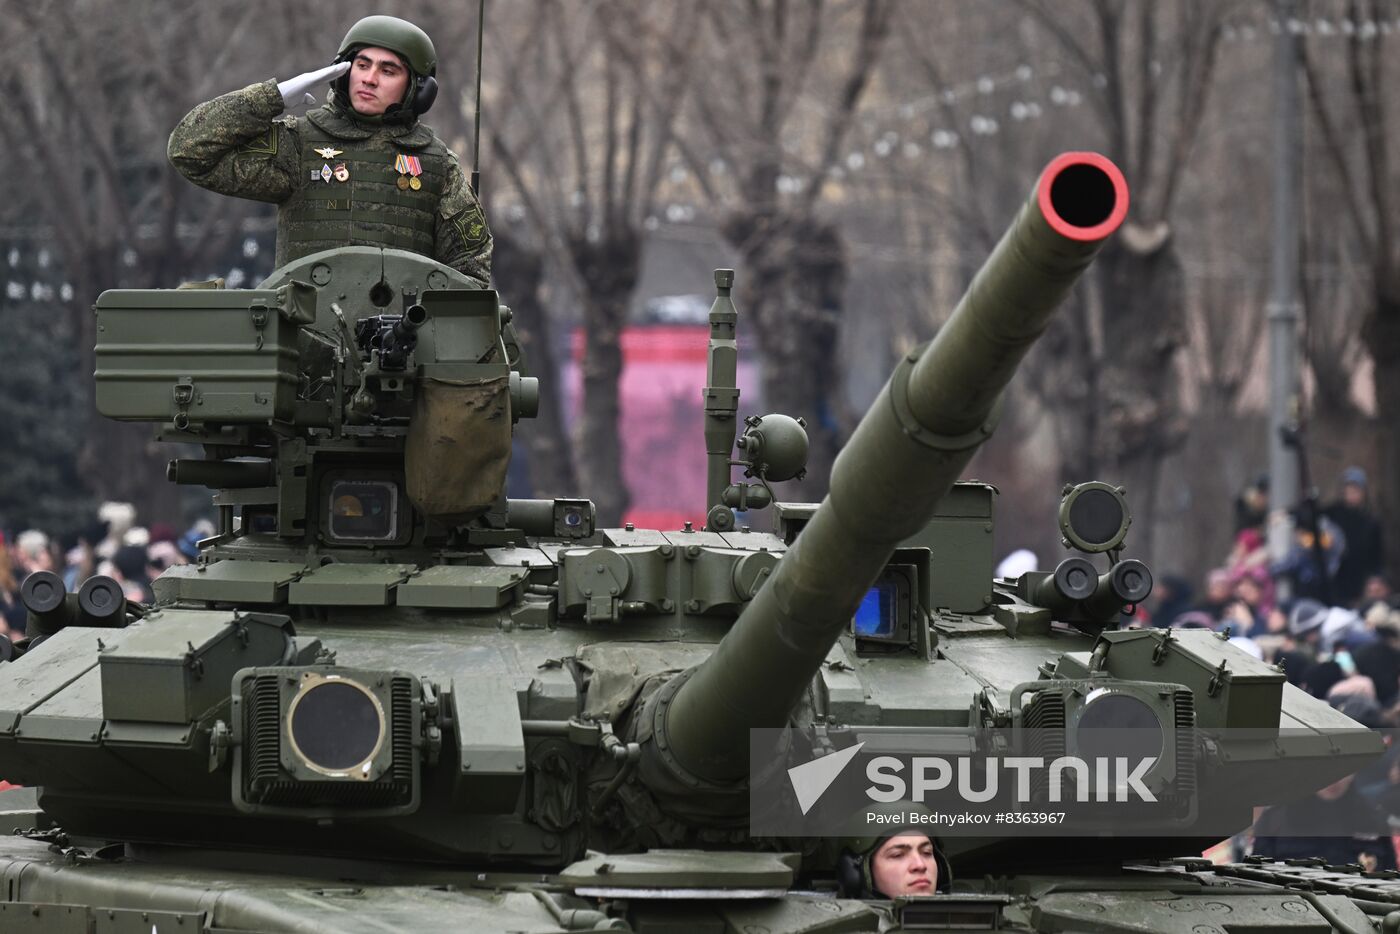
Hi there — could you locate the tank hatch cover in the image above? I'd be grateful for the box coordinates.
[397,565,527,609]
[288,563,417,605]
[154,560,306,604]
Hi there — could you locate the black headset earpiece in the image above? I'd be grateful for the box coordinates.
[934,849,952,893]
[836,851,866,898]
[413,75,438,115]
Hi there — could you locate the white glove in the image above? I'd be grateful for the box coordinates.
[276,61,351,109]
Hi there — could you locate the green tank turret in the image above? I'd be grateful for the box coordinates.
[642,152,1133,789]
[0,153,1386,933]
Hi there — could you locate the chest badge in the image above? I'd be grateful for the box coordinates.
[314,146,344,160]
[333,163,350,183]
[394,154,424,191]
[319,163,333,183]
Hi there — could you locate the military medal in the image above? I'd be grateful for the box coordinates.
[314,146,343,160]
[333,163,350,183]
[395,154,424,191]
[320,163,333,183]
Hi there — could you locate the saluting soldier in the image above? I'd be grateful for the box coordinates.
[168,15,491,286]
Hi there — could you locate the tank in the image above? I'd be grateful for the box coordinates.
[0,152,1388,933]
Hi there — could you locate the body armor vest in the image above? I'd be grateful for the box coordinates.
[276,108,448,267]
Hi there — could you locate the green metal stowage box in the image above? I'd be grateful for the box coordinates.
[94,282,315,426]
[99,609,294,724]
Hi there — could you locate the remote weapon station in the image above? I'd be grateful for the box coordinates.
[0,153,1387,932]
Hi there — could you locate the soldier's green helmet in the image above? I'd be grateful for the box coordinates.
[835,801,951,898]
[334,15,439,116]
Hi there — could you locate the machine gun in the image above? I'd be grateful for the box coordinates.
[353,302,427,373]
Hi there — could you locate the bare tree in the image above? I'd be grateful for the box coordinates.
[487,0,703,523]
[490,229,581,499]
[873,3,1281,577]
[670,0,894,494]
[423,2,580,499]
[966,0,1238,558]
[0,0,284,520]
[1298,0,1400,581]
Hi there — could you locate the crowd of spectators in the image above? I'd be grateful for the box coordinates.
[0,501,213,644]
[0,503,213,791]
[1142,466,1396,868]
[1140,466,1391,705]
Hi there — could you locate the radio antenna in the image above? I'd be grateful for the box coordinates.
[471,0,486,196]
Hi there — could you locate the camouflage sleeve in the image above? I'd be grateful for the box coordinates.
[167,79,299,205]
[434,150,492,287]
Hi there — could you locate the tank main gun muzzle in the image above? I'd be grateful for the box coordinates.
[640,153,1130,790]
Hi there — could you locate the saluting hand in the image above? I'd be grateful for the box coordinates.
[276,61,352,109]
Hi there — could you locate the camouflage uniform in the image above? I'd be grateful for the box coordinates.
[168,79,491,285]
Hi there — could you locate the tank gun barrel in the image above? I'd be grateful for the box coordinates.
[644,153,1129,786]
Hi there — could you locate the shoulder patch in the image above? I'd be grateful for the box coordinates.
[452,203,490,249]
[238,127,278,156]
